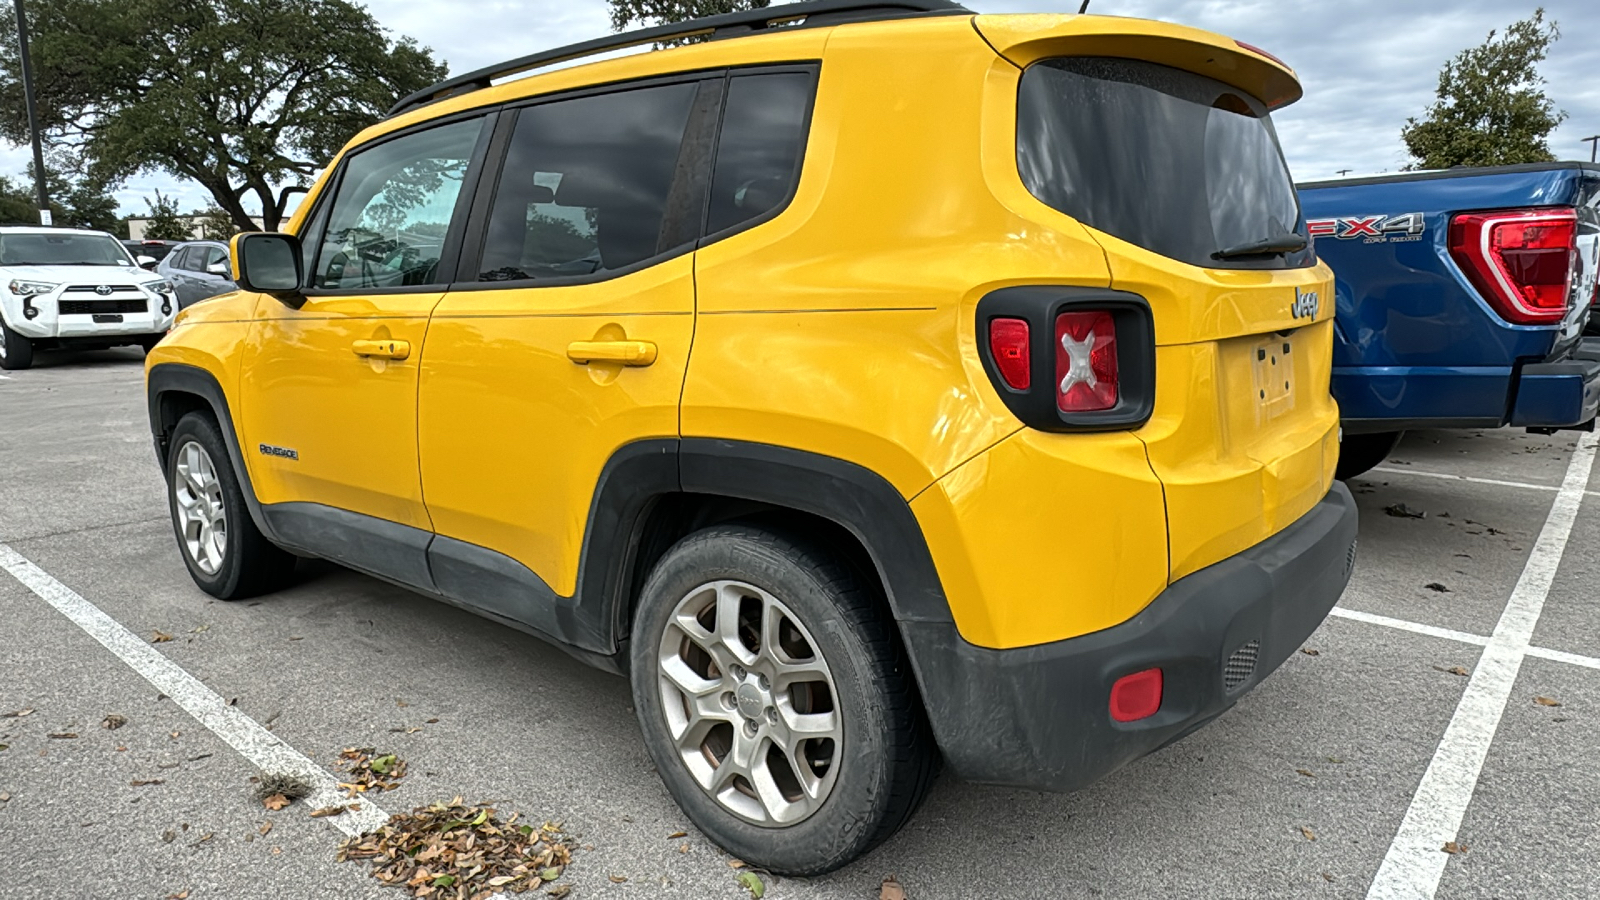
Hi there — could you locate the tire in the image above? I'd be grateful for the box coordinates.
[165,412,296,599]
[1336,430,1404,480]
[630,524,934,876]
[0,318,34,370]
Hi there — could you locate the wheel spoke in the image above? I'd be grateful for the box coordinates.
[780,702,840,741]
[714,582,756,665]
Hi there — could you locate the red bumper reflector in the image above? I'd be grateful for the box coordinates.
[1109,667,1163,722]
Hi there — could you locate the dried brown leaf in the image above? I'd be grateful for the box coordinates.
[1299,825,1316,841]
[1534,696,1561,707]
[881,876,908,900]
[152,631,174,643]
[546,886,572,899]
[1299,648,1320,656]
[1296,769,1315,778]
[102,714,128,730]
[1442,841,1468,855]
[2,708,34,718]
[1433,665,1470,676]
[727,859,746,869]
[258,821,273,836]
[48,733,78,739]
[166,891,190,900]
[667,830,687,839]
[310,805,347,818]
[262,793,290,811]
[609,875,627,883]
[131,779,164,787]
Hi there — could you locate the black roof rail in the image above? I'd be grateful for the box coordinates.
[388,0,971,118]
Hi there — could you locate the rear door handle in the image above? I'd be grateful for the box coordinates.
[352,339,410,360]
[566,340,657,367]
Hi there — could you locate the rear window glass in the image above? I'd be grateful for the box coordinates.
[706,72,813,236]
[1017,57,1311,270]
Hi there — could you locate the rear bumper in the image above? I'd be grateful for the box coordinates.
[901,481,1357,792]
[1509,337,1600,429]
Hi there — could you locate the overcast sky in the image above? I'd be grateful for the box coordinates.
[8,0,1596,218]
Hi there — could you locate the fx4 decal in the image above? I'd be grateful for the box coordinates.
[1307,212,1426,244]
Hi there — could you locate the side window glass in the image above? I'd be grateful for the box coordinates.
[706,72,813,236]
[168,247,191,270]
[477,82,698,282]
[312,118,483,290]
[203,247,228,272]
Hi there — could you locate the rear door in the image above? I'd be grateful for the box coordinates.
[417,76,718,638]
[1013,54,1338,580]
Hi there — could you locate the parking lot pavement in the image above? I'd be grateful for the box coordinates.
[3,357,1598,899]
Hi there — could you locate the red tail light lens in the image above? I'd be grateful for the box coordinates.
[1055,310,1118,411]
[1109,667,1163,723]
[987,317,1031,390]
[1449,208,1577,325]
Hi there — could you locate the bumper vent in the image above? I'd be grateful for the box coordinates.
[60,298,148,315]
[1345,540,1359,580]
[1223,640,1260,692]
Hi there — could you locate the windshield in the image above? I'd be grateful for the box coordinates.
[0,233,135,267]
[1017,57,1312,270]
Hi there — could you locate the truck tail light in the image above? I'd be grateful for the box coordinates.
[1449,207,1577,325]
[1110,667,1163,722]
[1055,311,1118,412]
[987,317,1031,390]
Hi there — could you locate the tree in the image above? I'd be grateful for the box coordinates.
[0,165,120,230]
[140,190,191,241]
[1401,9,1566,169]
[610,0,768,31]
[0,0,447,231]
[196,207,238,241]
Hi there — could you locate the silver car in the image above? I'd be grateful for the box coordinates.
[156,241,236,309]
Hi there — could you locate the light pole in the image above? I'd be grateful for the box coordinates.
[11,0,49,225]
[1583,135,1600,164]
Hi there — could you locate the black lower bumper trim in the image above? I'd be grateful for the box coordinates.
[901,482,1358,792]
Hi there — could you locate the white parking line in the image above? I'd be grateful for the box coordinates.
[1366,433,1598,900]
[0,542,388,837]
[1371,465,1600,499]
[1328,607,1600,671]
[1328,607,1489,647]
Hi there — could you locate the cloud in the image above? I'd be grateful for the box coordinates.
[6,0,1593,217]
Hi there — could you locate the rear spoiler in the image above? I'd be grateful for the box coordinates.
[974,14,1302,110]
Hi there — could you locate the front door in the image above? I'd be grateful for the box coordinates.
[241,116,491,540]
[418,80,715,634]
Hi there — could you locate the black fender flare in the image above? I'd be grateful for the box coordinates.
[146,362,282,545]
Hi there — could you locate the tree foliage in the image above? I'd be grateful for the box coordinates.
[1402,9,1566,169]
[0,167,119,231]
[197,206,239,241]
[140,190,191,241]
[0,0,447,231]
[609,0,768,31]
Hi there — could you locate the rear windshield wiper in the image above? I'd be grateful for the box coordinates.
[1212,232,1308,261]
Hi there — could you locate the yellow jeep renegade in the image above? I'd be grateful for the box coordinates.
[145,0,1357,874]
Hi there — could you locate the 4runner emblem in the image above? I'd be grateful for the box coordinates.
[1291,287,1320,320]
[94,284,113,295]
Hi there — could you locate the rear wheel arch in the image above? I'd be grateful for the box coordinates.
[580,439,955,674]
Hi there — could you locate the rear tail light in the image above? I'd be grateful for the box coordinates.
[1055,311,1118,411]
[977,287,1155,432]
[987,318,1031,390]
[1448,207,1577,325]
[1109,668,1163,722]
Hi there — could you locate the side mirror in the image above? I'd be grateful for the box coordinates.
[137,255,158,270]
[232,232,304,308]
[206,260,230,276]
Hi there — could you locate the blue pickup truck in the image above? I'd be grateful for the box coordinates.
[1298,163,1600,478]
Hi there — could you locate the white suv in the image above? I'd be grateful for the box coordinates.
[0,226,178,370]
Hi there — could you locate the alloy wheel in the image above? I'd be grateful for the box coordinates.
[172,441,228,575]
[656,579,842,826]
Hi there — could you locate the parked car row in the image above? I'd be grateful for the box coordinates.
[0,232,234,369]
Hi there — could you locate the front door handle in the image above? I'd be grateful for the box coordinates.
[352,339,410,360]
[566,340,657,367]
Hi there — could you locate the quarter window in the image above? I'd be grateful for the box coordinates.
[477,82,700,282]
[706,72,813,236]
[311,118,484,290]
